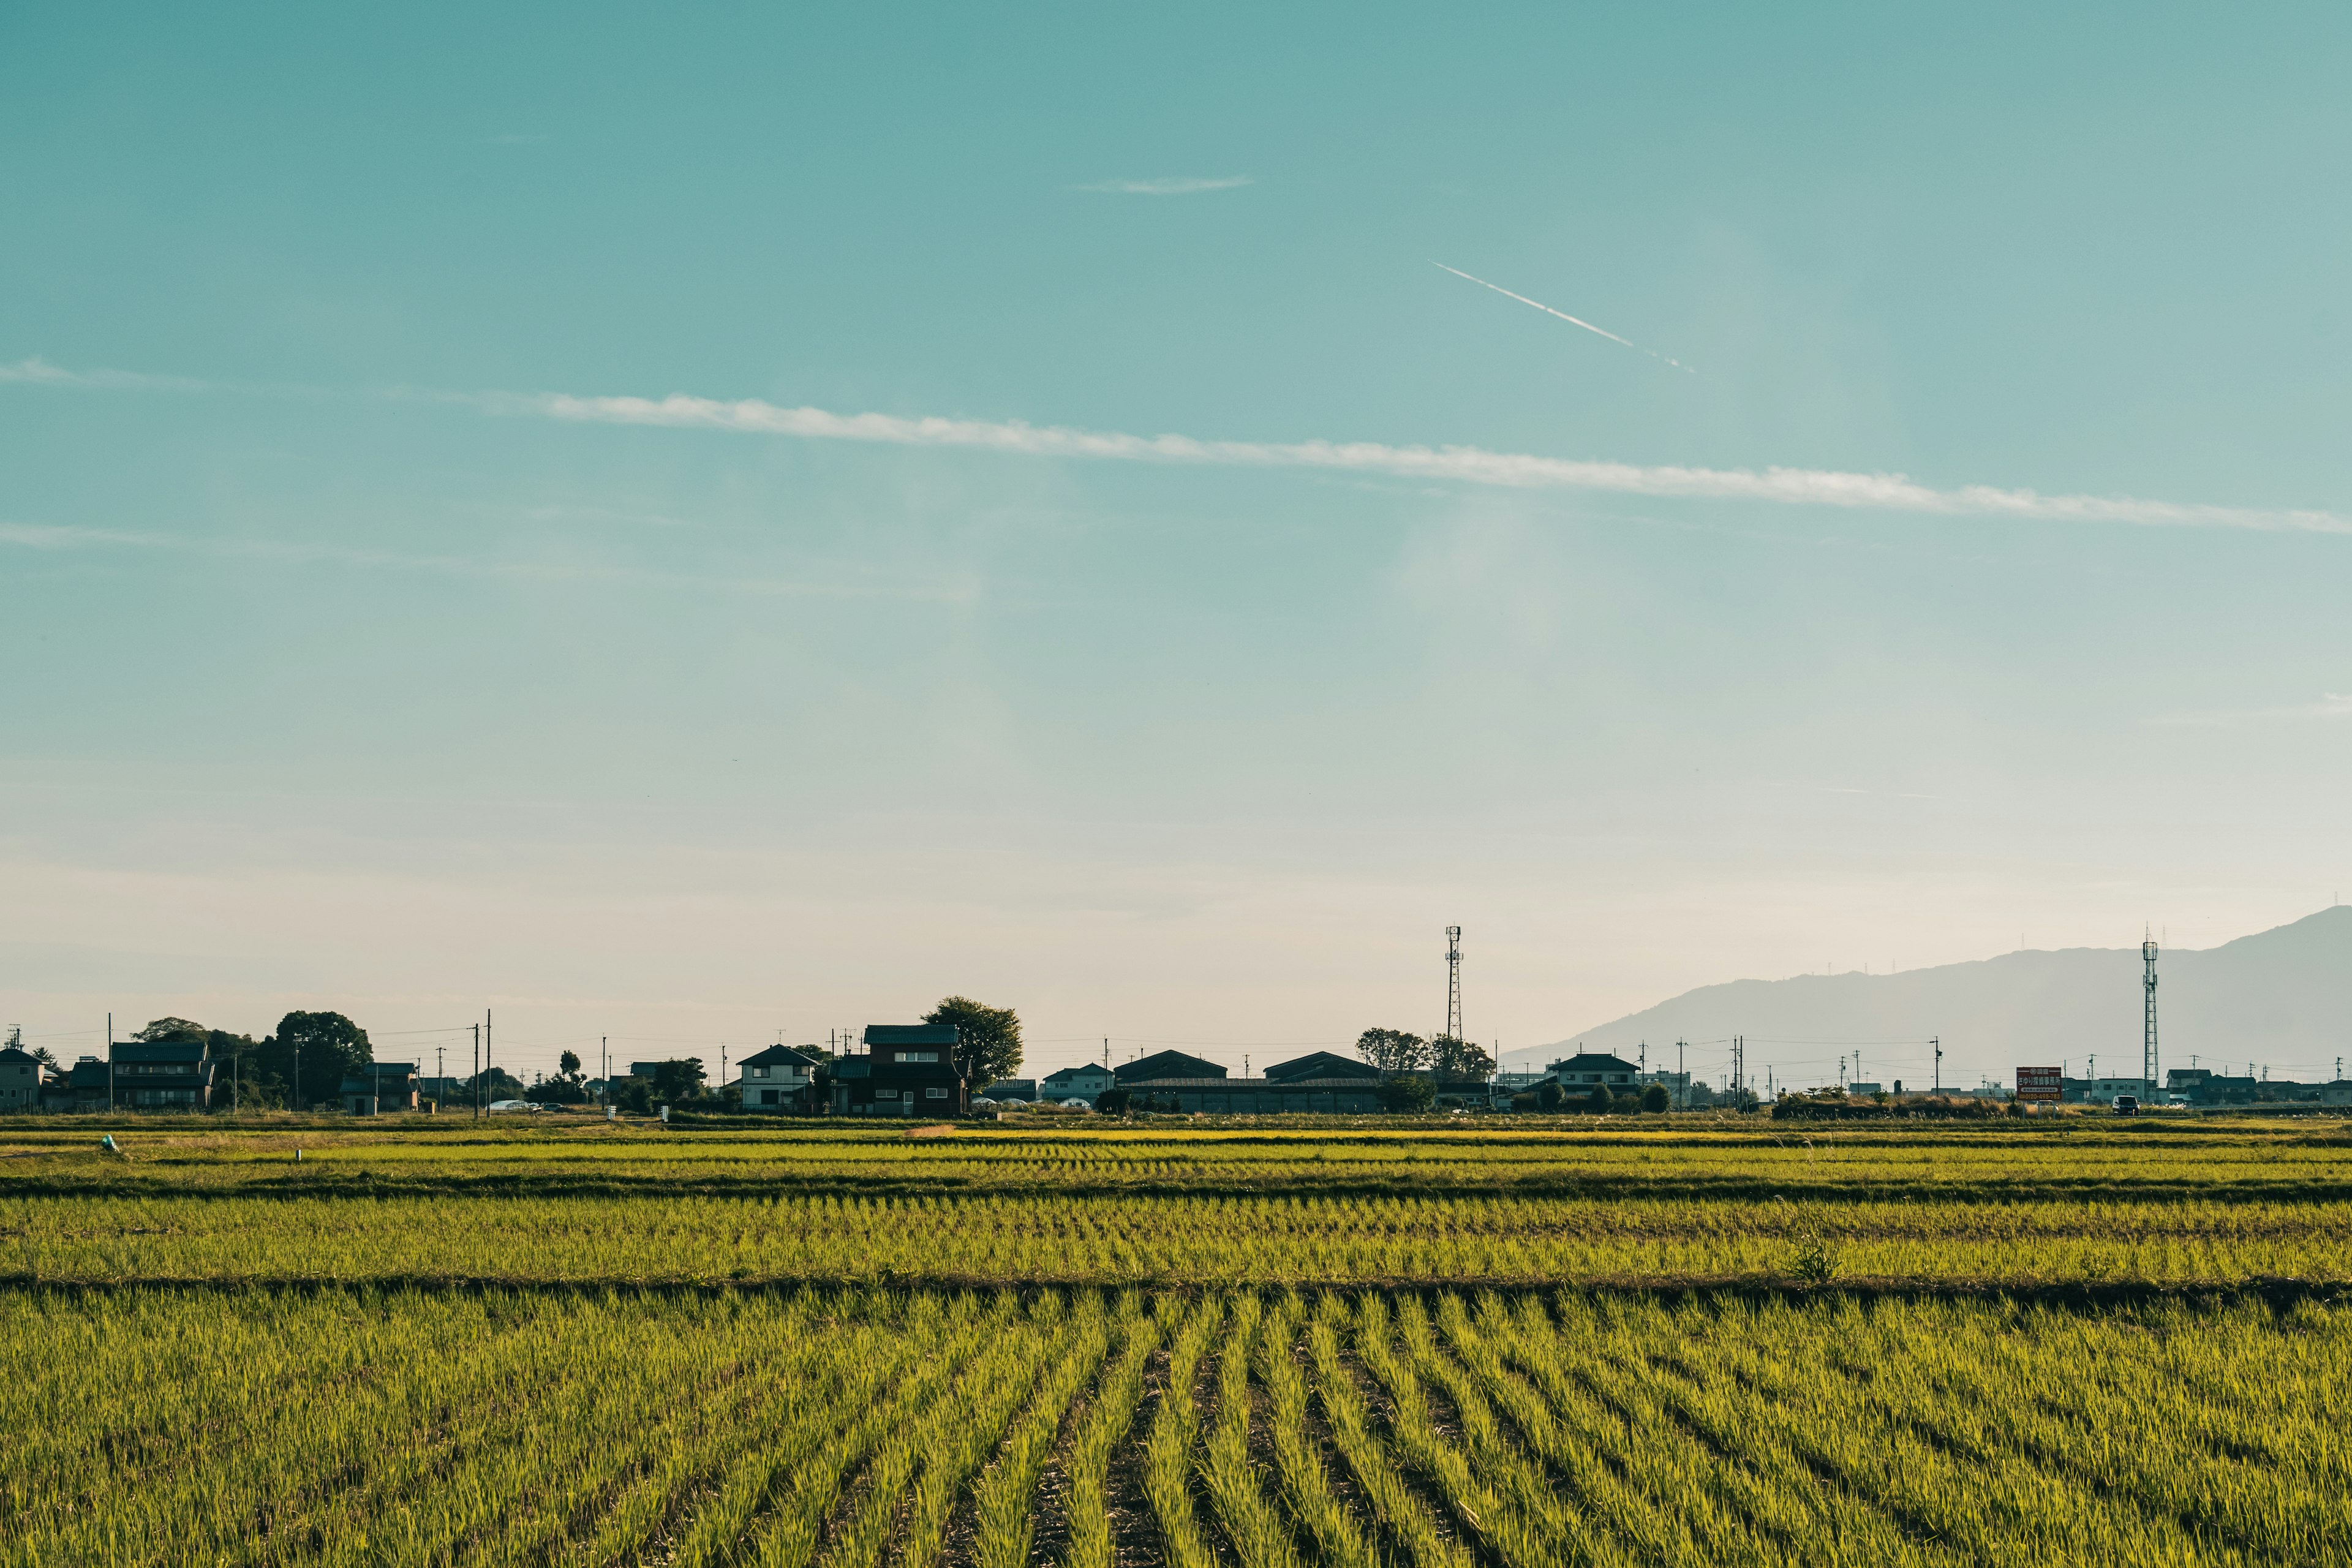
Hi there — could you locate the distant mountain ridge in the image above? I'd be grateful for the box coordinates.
[1512,907,2352,1087]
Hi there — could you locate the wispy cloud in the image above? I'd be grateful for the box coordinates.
[10,356,2349,534]
[1072,175,1252,195]
[2153,693,2352,726]
[0,357,209,392]
[0,521,969,602]
[1434,263,1694,372]
[512,390,2352,534]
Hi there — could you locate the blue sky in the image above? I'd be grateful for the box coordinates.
[4,2,2347,1087]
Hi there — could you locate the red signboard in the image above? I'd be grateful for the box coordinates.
[2016,1066,2062,1102]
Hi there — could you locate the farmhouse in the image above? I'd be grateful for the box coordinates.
[0,1045,46,1111]
[1038,1064,1116,1104]
[1550,1052,1640,1091]
[108,1039,217,1111]
[1112,1050,1385,1114]
[739,1045,820,1112]
[826,1025,968,1117]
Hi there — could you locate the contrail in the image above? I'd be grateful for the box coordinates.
[1434,262,1694,372]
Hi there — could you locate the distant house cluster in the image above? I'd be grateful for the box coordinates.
[0,1038,430,1115]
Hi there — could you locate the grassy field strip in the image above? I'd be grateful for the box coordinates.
[1197,1291,1298,1568]
[1305,1293,1473,1568]
[1389,1294,1607,1567]
[20,1189,2352,1286]
[1431,1292,1705,1565]
[1057,1301,1166,1568]
[972,1291,1126,1568]
[1352,1292,1560,1568]
[812,1300,1072,1568]
[745,1293,1016,1568]
[1142,1294,1225,1568]
[895,1295,1105,1568]
[1254,1293,1379,1568]
[1503,1294,1916,1566]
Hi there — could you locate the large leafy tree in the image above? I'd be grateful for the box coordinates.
[259,1011,372,1109]
[1428,1035,1496,1080]
[133,1017,209,1042]
[922,997,1022,1089]
[1355,1028,1429,1074]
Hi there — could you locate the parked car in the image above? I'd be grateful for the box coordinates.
[487,1099,539,1114]
[1060,1098,1094,1110]
[2113,1095,2139,1115]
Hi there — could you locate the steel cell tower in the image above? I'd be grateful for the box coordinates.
[2142,932,2160,1097]
[1444,925,1463,1043]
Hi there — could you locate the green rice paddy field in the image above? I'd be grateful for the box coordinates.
[4,1115,2350,1564]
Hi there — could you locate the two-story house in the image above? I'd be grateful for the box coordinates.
[110,1039,216,1111]
[0,1045,47,1112]
[826,1025,967,1116]
[1039,1063,1117,1104]
[739,1045,820,1112]
[1550,1052,1640,1095]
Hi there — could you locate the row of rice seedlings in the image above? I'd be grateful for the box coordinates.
[972,1291,1129,1568]
[1305,1293,1472,1568]
[1429,1292,1702,1565]
[743,1292,1019,1568]
[1387,1294,1607,1567]
[1141,1295,1226,1568]
[1196,1290,1298,1568]
[1057,1300,1167,1568]
[1494,1293,1872,1565]
[1351,1293,1559,1568]
[1794,1295,2346,1561]
[664,1308,932,1567]
[1252,1293,1377,1568]
[893,1295,1102,1568]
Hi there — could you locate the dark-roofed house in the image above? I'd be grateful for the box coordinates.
[0,1046,46,1112]
[1114,1050,1226,1084]
[110,1039,217,1111]
[1116,1049,1384,1114]
[45,1057,109,1112]
[340,1061,420,1115]
[1550,1052,1640,1091]
[1039,1064,1116,1104]
[739,1045,820,1112]
[826,1025,968,1117]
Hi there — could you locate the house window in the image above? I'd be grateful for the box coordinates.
[752,1066,767,1079]
[876,1088,899,1099]
[898,1051,940,1063]
[926,1086,948,1099]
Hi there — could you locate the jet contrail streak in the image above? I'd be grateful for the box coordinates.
[1434,262,1694,372]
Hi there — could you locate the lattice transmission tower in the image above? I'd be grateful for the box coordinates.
[2143,932,2160,1096]
[1444,925,1463,1044]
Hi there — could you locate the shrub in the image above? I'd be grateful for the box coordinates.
[1536,1081,1564,1112]
[1641,1083,1670,1114]
[1586,1085,1614,1114]
[1381,1076,1437,1114]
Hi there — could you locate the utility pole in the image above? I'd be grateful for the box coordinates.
[486,1009,493,1096]
[107,1012,114,1111]
[1676,1039,1685,1110]
[472,1023,481,1120]
[1932,1036,1942,1094]
[722,1042,729,1104]
[435,1046,444,1109]
[601,1036,609,1109]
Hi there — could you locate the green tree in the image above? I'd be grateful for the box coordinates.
[649,1058,707,1104]
[1356,1028,1430,1074]
[1536,1080,1564,1112]
[1094,1088,1134,1117]
[133,1017,209,1043]
[1640,1082,1671,1114]
[1380,1075,1437,1113]
[1428,1035,1496,1079]
[1587,1084,1615,1114]
[922,997,1023,1089]
[260,1012,371,1110]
